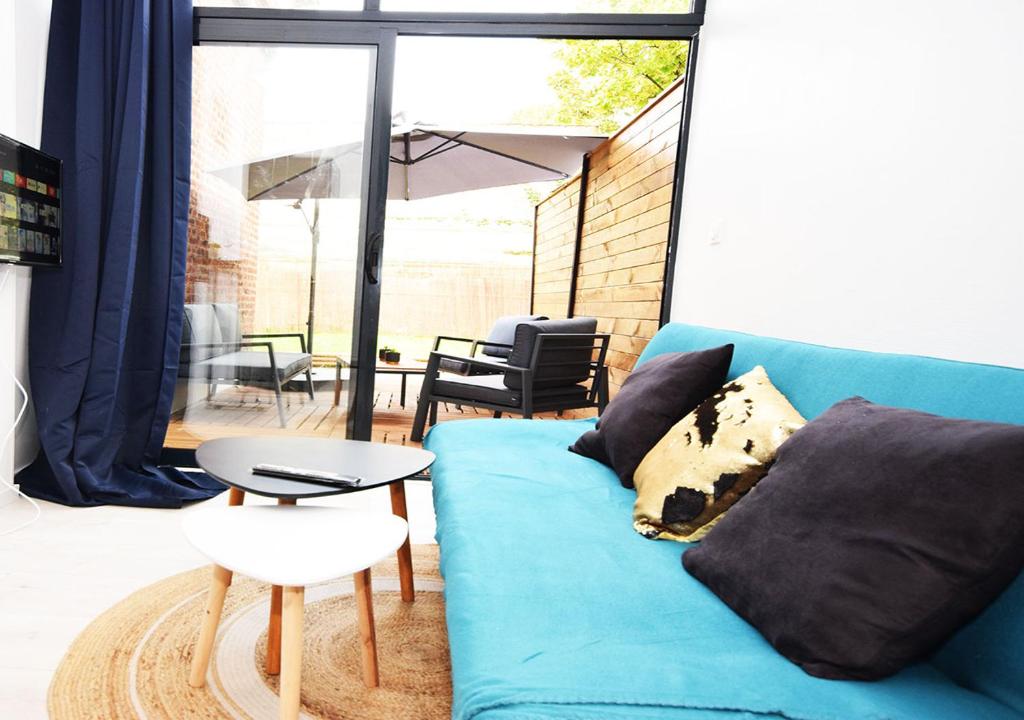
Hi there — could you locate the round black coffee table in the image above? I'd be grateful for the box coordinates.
[196,436,434,500]
[194,436,435,677]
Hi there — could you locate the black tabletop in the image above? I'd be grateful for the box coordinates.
[195,436,436,499]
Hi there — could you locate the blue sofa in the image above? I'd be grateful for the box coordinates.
[425,323,1024,720]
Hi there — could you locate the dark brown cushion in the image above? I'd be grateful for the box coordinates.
[569,345,734,488]
[683,397,1024,681]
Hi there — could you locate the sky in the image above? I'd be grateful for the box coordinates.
[393,36,560,126]
[251,37,566,150]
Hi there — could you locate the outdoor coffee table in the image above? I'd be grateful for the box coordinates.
[333,356,428,408]
[194,436,435,676]
[376,360,429,408]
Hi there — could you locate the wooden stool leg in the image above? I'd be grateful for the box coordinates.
[228,487,245,506]
[354,568,379,688]
[279,586,305,720]
[266,585,283,675]
[267,497,296,675]
[189,564,232,688]
[389,481,414,602]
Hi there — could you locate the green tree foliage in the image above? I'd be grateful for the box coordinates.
[547,37,689,133]
[515,0,690,132]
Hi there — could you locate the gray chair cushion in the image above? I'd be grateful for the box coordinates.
[194,350,311,384]
[480,314,548,358]
[213,303,242,345]
[433,373,589,408]
[181,304,224,363]
[505,317,598,390]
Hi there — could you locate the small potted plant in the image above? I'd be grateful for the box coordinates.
[379,346,401,363]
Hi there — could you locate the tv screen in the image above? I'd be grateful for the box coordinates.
[0,133,62,267]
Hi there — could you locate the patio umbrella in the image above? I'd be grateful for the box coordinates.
[214,122,607,353]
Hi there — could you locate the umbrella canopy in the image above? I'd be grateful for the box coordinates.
[215,122,607,202]
[388,123,606,200]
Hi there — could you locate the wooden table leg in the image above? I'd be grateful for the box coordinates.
[334,359,342,406]
[354,568,379,688]
[267,498,296,676]
[389,481,414,602]
[228,487,245,506]
[280,586,305,720]
[189,564,232,688]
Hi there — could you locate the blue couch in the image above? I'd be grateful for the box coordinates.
[425,323,1024,720]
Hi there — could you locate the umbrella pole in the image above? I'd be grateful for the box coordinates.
[404,132,412,201]
[306,199,320,356]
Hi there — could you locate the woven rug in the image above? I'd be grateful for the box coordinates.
[49,545,451,720]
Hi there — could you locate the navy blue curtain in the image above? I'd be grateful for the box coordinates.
[17,0,223,507]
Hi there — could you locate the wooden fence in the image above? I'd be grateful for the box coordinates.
[532,77,685,394]
[254,255,532,351]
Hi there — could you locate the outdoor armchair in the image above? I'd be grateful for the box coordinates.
[411,318,609,441]
[178,303,314,427]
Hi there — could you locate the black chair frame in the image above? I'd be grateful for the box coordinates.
[431,334,515,376]
[411,332,610,442]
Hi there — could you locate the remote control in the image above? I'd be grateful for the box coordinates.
[251,463,362,487]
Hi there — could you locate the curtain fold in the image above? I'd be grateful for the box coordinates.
[17,0,224,507]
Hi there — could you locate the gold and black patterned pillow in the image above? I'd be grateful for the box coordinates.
[632,366,805,542]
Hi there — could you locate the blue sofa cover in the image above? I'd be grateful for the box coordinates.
[426,324,1024,720]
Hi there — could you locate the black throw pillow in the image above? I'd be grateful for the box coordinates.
[569,344,734,488]
[683,397,1024,681]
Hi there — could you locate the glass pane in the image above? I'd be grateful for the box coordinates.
[372,34,687,437]
[167,44,375,452]
[195,0,364,9]
[381,0,691,12]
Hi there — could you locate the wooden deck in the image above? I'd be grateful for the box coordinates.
[163,374,583,450]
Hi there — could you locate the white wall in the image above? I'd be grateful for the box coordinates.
[1,0,50,498]
[672,0,1024,369]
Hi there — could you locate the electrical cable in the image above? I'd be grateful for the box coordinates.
[0,265,41,536]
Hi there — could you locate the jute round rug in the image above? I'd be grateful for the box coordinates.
[49,545,451,720]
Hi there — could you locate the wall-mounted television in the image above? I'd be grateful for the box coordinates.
[0,133,62,267]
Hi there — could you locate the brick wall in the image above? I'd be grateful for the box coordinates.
[186,47,265,333]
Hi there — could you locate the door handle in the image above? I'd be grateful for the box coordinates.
[364,231,382,284]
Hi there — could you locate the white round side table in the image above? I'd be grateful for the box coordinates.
[183,504,408,720]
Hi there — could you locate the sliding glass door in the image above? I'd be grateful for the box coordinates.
[167,31,394,451]
[173,6,703,455]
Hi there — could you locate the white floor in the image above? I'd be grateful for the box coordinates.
[0,479,437,719]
